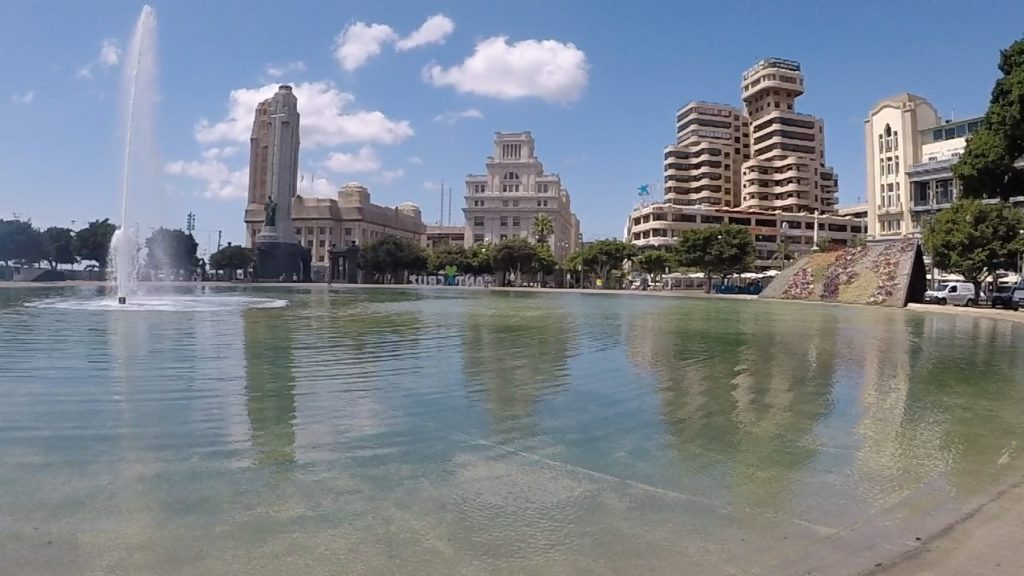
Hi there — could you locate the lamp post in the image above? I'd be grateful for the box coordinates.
[780,222,789,270]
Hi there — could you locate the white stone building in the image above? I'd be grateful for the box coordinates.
[463,132,581,262]
[864,93,1024,238]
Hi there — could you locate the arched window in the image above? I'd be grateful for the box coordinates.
[503,171,520,181]
[884,124,892,137]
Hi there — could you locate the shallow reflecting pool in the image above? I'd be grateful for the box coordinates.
[2,286,1023,575]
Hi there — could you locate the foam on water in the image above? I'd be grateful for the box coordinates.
[26,295,288,312]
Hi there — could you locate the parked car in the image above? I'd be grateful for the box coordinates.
[923,282,977,306]
[1013,281,1024,311]
[990,285,1017,309]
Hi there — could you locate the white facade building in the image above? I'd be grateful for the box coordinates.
[463,132,581,262]
[864,93,1024,238]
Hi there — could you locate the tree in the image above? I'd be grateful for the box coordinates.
[465,244,494,275]
[145,228,199,277]
[953,38,1024,202]
[491,237,537,285]
[635,250,672,282]
[359,235,427,283]
[581,239,637,289]
[676,225,755,293]
[209,244,253,277]
[532,214,555,244]
[427,243,468,273]
[532,242,558,283]
[0,219,45,267]
[41,226,77,270]
[74,219,117,269]
[923,199,1024,290]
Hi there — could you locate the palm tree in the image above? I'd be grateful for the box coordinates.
[532,214,554,244]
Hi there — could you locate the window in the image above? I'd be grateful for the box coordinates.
[500,216,508,227]
[305,227,314,235]
[502,200,509,207]
[725,152,731,159]
[537,200,542,207]
[895,156,900,173]
[955,124,967,137]
[932,129,943,141]
[503,171,521,181]
[474,234,484,244]
[893,132,898,150]
[306,240,313,248]
[499,234,508,241]
[543,200,549,207]
[474,216,484,227]
[512,216,520,227]
[878,135,883,154]
[295,227,302,236]
[787,103,793,110]
[879,158,884,175]
[318,240,325,248]
[319,227,327,235]
[513,200,520,207]
[344,227,352,236]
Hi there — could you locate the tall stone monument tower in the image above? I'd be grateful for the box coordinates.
[248,85,309,280]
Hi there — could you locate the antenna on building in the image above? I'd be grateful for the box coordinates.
[447,185,452,226]
[950,109,955,122]
[439,179,445,226]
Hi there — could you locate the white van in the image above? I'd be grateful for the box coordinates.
[923,282,977,306]
[1013,281,1024,311]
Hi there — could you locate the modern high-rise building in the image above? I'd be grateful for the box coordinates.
[740,58,837,214]
[626,58,847,255]
[463,132,581,262]
[864,93,1024,238]
[663,101,748,208]
[244,85,300,245]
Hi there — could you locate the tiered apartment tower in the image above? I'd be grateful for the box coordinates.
[663,102,748,208]
[740,58,837,214]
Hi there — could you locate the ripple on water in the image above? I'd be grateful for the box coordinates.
[25,295,288,312]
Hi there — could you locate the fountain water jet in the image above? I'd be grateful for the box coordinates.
[110,5,157,304]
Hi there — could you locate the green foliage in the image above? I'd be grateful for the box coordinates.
[465,244,494,275]
[531,214,555,242]
[532,243,558,277]
[923,199,1024,284]
[359,235,428,283]
[0,219,45,266]
[491,237,536,283]
[73,218,117,269]
[145,228,199,273]
[634,250,672,278]
[41,226,77,269]
[676,225,755,291]
[581,239,637,288]
[953,38,1024,201]
[427,243,468,273]
[209,244,253,272]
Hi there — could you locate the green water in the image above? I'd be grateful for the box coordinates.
[2,286,1023,575]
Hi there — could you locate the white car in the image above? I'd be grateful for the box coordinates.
[1013,282,1024,311]
[923,282,977,306]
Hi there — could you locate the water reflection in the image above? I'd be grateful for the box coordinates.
[462,298,573,441]
[244,308,297,466]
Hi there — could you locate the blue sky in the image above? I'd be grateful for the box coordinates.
[3,1,1023,251]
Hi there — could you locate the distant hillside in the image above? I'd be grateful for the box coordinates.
[759,239,925,307]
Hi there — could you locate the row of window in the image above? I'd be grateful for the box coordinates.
[472,199,552,208]
[932,121,982,142]
[752,129,817,145]
[752,115,816,133]
[468,183,555,194]
[879,219,902,234]
[501,143,523,160]
[878,155,901,177]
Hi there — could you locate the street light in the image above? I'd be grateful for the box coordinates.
[780,222,789,270]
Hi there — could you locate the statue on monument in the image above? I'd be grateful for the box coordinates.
[264,199,278,227]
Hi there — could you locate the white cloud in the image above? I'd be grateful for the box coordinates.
[265,60,306,78]
[373,169,405,184]
[424,36,589,104]
[201,146,238,160]
[333,22,397,71]
[195,81,413,148]
[99,39,121,67]
[297,175,338,198]
[323,146,381,174]
[408,156,424,165]
[396,14,454,51]
[11,90,35,104]
[77,38,121,79]
[423,180,441,190]
[433,108,483,125]
[164,159,248,200]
